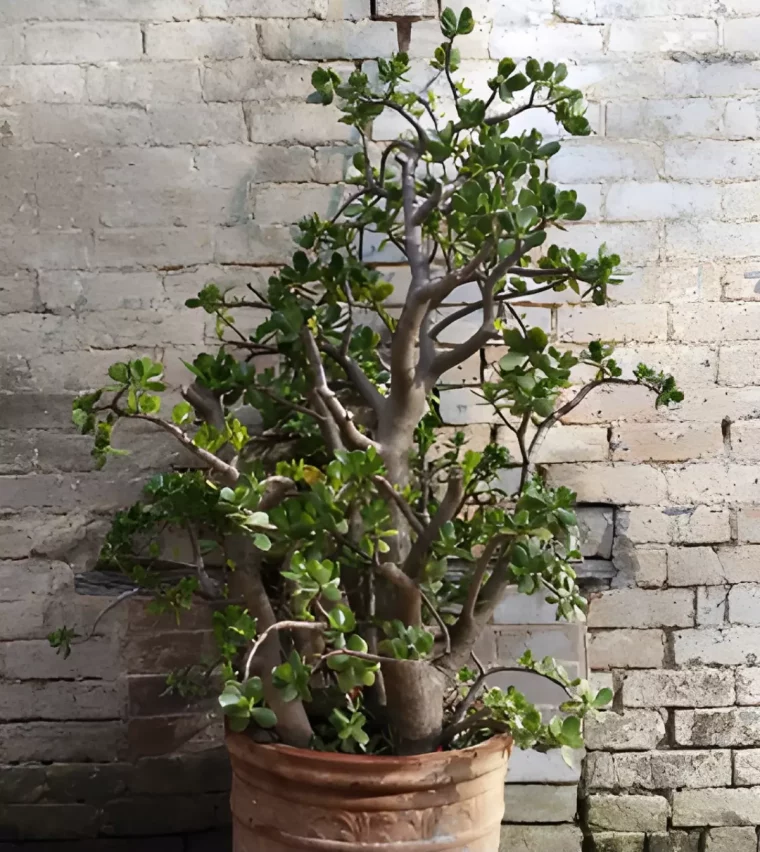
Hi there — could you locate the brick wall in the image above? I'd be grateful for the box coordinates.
[1,0,757,848]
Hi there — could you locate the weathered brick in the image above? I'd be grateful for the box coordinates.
[87,63,202,106]
[25,22,143,63]
[0,680,126,722]
[665,465,733,505]
[0,803,100,840]
[734,749,760,785]
[675,626,760,666]
[612,544,666,589]
[705,828,758,852]
[0,637,120,681]
[590,834,645,852]
[588,588,694,629]
[673,787,760,827]
[588,630,666,670]
[617,506,731,546]
[558,305,667,344]
[611,424,722,463]
[146,20,256,60]
[665,141,760,181]
[612,750,732,791]
[550,141,662,182]
[0,722,126,763]
[490,23,604,59]
[621,669,735,708]
[546,464,667,505]
[608,101,723,141]
[585,710,666,751]
[245,101,354,144]
[676,708,760,747]
[588,795,669,832]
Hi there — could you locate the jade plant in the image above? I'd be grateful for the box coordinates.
[53,10,682,759]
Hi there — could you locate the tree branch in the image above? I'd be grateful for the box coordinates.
[372,476,425,537]
[301,327,378,452]
[320,341,385,416]
[403,468,464,580]
[187,524,221,600]
[458,535,508,629]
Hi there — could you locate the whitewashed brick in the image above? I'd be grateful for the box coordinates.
[607,101,723,141]
[0,65,84,106]
[25,22,143,63]
[595,0,715,14]
[202,59,336,102]
[588,588,694,629]
[738,506,760,543]
[611,264,721,305]
[588,795,669,832]
[214,0,328,14]
[674,787,760,826]
[666,140,760,180]
[146,20,256,60]
[673,303,760,343]
[720,343,760,386]
[260,20,397,60]
[551,141,662,182]
[588,630,666,670]
[665,464,733,505]
[609,19,718,54]
[507,747,582,784]
[728,584,760,625]
[408,20,490,59]
[558,305,667,344]
[674,627,760,666]
[698,586,729,626]
[667,221,760,261]
[611,543,666,589]
[724,264,760,300]
[611,424,723,463]
[726,18,760,53]
[490,23,605,60]
[585,710,666,751]
[622,669,735,708]
[606,183,721,222]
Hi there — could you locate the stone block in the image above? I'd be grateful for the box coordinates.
[606,181,721,219]
[673,788,760,827]
[648,834,700,852]
[611,544,667,589]
[87,63,203,106]
[245,102,355,145]
[506,748,582,784]
[577,507,615,559]
[503,785,577,823]
[498,824,582,852]
[609,19,717,53]
[588,794,669,832]
[590,833,645,852]
[0,768,46,805]
[0,65,85,106]
[373,0,437,18]
[44,764,130,805]
[585,710,666,751]
[622,669,734,708]
[588,630,666,670]
[704,828,758,852]
[739,505,760,542]
[734,749,760,785]
[729,584,760,624]
[737,669,760,705]
[101,793,227,836]
[128,751,230,795]
[588,588,694,629]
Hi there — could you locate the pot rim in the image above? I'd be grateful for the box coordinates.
[226,728,513,769]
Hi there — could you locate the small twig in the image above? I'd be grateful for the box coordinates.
[452,666,573,725]
[244,621,326,681]
[74,588,141,645]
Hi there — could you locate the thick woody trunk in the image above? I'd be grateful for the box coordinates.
[382,659,446,755]
[227,539,314,749]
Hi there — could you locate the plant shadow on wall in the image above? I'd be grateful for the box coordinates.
[50,6,681,844]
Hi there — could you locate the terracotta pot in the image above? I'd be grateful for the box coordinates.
[227,731,512,851]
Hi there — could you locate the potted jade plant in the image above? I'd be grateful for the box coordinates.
[53,10,682,850]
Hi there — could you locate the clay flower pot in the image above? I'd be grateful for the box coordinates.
[227,731,513,851]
